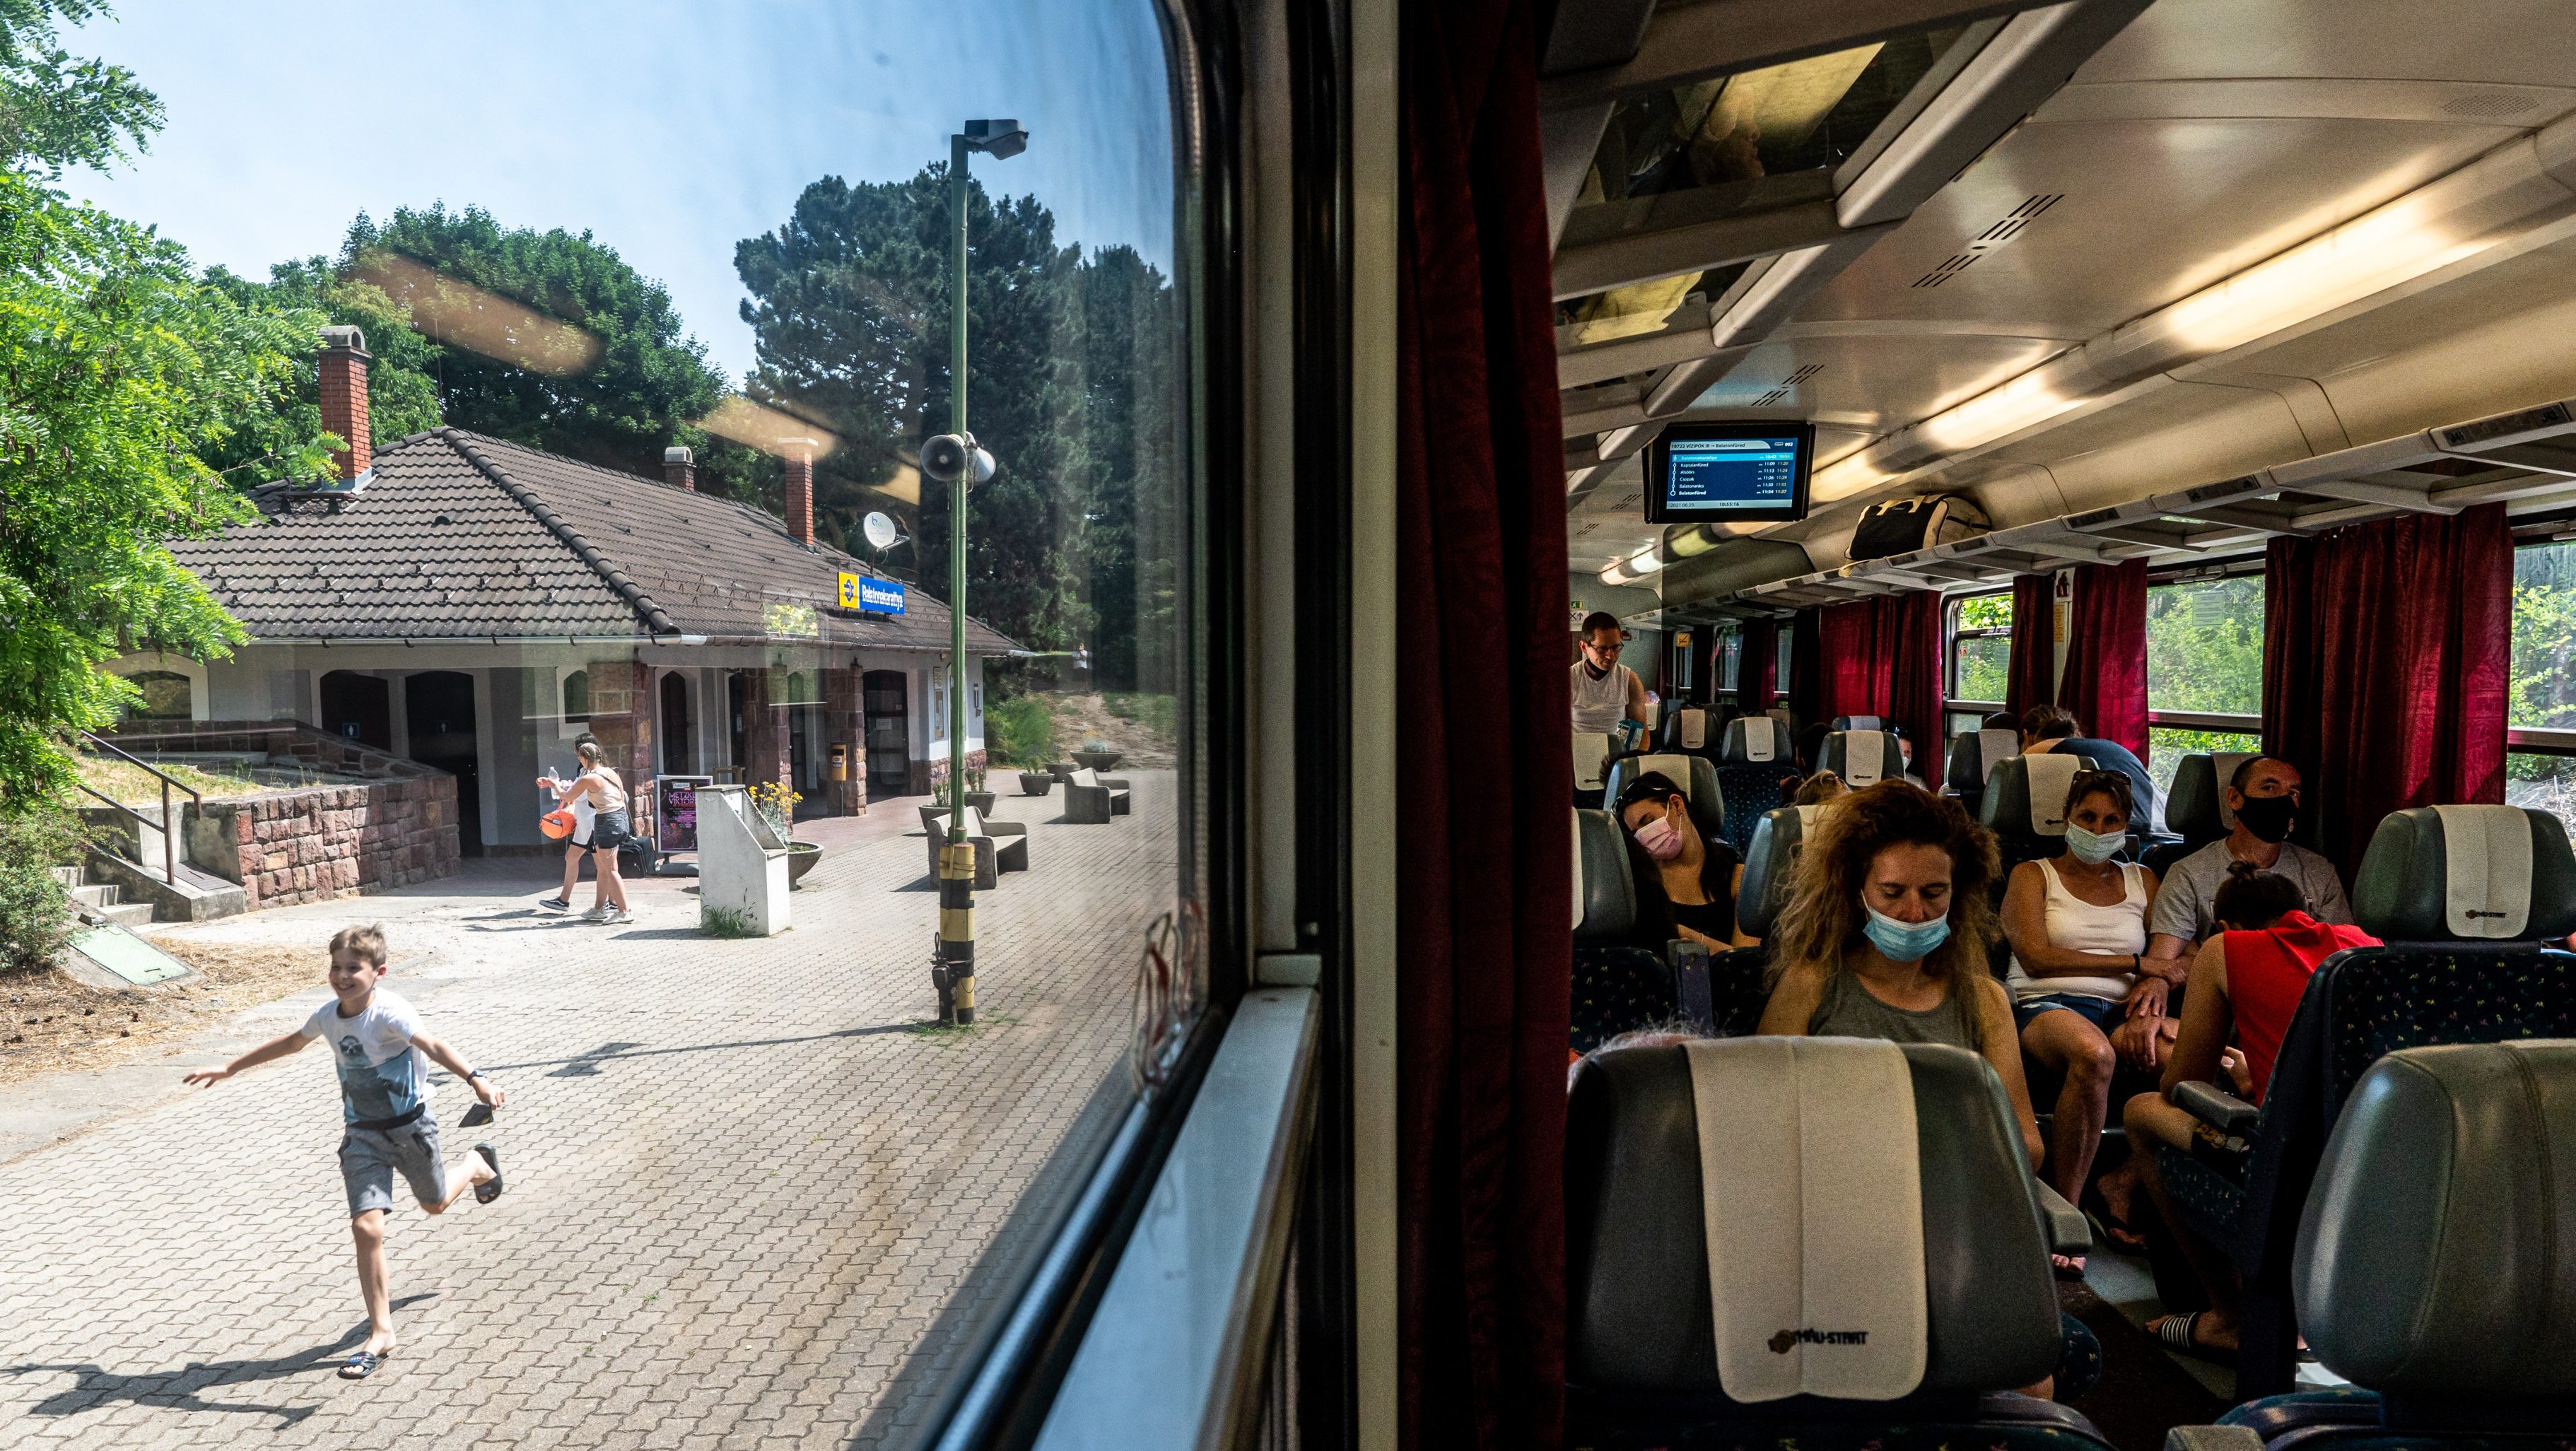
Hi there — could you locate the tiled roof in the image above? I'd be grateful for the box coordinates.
[170,428,1018,654]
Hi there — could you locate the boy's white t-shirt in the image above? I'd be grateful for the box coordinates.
[300,989,433,1124]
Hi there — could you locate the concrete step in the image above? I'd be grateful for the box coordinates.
[69,883,121,910]
[95,901,156,929]
[51,865,81,891]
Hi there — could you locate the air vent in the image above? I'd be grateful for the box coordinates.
[2441,402,2574,449]
[1751,363,1824,407]
[1913,194,2062,288]
[2442,91,2544,119]
[2185,476,2263,504]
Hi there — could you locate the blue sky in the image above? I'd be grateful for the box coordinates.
[62,0,1177,383]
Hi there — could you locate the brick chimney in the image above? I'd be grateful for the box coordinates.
[317,325,371,481]
[783,440,816,546]
[664,445,696,491]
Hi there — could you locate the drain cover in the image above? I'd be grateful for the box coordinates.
[70,927,194,985]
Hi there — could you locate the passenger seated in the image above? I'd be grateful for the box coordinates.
[2145,756,2353,976]
[2017,704,2161,831]
[1998,768,2163,1263]
[1791,770,1846,807]
[2118,864,2380,1361]
[1755,780,2043,1168]
[1616,771,1752,951]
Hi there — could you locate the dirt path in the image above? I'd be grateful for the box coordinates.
[1,940,321,1088]
[1036,692,1178,769]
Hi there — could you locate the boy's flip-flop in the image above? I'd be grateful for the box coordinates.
[339,1350,387,1380]
[474,1144,503,1204]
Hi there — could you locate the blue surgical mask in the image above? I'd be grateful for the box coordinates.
[1862,901,1952,963]
[2061,823,2123,865]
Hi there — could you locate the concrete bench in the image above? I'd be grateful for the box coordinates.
[1062,768,1131,824]
[923,806,1029,888]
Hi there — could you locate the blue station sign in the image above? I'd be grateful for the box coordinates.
[838,571,906,616]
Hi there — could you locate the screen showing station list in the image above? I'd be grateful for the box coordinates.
[1662,432,1807,515]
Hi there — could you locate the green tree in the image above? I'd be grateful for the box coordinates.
[0,180,333,804]
[213,205,734,481]
[2143,577,2266,788]
[734,167,1180,687]
[0,0,158,175]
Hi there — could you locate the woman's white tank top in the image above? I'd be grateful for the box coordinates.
[2004,858,2147,1001]
[1570,661,1635,734]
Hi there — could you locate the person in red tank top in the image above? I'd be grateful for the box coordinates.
[2117,864,2379,1361]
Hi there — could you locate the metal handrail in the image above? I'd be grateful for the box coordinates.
[75,729,201,886]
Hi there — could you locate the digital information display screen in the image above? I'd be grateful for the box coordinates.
[1644,423,1815,524]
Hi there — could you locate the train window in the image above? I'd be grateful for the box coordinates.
[2146,575,2264,791]
[2509,539,2576,831]
[1715,623,1742,692]
[40,2,1208,1444]
[1945,590,2010,705]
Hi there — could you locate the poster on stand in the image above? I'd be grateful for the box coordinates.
[657,776,713,853]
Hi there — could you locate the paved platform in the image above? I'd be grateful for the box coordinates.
[0,777,1176,1451]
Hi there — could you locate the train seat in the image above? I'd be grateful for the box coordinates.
[2145,751,2256,875]
[1979,753,2089,867]
[1721,715,1794,765]
[1574,729,1622,811]
[1947,729,2020,820]
[1602,753,1729,842]
[2171,1040,2576,1451]
[1571,806,1674,1056]
[2155,804,2576,1400]
[1658,705,1732,758]
[1567,1039,2109,1451]
[1830,714,1884,732]
[1819,729,1910,788]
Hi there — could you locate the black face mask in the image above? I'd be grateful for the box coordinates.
[2235,794,2296,845]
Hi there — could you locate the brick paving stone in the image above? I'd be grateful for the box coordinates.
[0,780,1176,1451]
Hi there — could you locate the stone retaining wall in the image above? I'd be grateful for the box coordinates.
[95,721,461,909]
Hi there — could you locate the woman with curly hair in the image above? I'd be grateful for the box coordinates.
[1756,780,2043,1168]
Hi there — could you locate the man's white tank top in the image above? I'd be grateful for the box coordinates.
[1570,661,1637,734]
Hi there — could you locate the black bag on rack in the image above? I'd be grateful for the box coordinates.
[1848,493,1991,560]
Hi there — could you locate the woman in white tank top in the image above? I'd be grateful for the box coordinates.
[1996,769,2163,1255]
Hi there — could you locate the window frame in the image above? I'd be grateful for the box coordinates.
[1940,587,2010,720]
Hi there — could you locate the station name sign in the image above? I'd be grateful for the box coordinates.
[838,571,906,616]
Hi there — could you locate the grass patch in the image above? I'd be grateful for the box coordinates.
[701,905,759,938]
[76,756,266,804]
[1102,693,1176,737]
[986,695,1059,767]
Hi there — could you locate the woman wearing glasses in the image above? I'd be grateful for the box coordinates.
[1998,768,2162,1267]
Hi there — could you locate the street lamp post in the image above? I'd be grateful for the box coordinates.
[931,117,1026,1028]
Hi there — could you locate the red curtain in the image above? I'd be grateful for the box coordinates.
[2262,505,2511,881]
[2006,572,2054,717]
[1737,616,1778,715]
[2058,559,2149,758]
[1396,1,1567,1447]
[1818,594,1943,754]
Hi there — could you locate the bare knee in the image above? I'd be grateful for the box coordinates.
[418,1197,447,1217]
[2068,1030,2117,1086]
[351,1211,387,1247]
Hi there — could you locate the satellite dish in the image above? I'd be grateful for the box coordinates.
[862,512,899,552]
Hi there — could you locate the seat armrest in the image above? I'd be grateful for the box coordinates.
[2032,1179,2090,1257]
[2174,1081,2258,1135]
[2165,1426,2263,1451]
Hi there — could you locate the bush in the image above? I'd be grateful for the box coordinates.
[0,806,83,974]
[986,695,1059,767]
[1102,692,1176,738]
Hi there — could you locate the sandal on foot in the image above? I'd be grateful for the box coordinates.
[339,1349,387,1380]
[474,1144,503,1204]
[2052,1254,2088,1281]
[2151,1312,2231,1364]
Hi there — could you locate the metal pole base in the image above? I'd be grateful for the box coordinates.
[937,841,978,1026]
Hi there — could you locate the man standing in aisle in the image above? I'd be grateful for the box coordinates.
[183,924,506,1380]
[1571,611,1650,739]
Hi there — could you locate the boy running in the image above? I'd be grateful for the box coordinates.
[184,924,506,1379]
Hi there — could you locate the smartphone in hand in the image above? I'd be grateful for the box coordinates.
[459,1100,496,1128]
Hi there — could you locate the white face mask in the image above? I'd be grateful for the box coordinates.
[2061,823,2124,865]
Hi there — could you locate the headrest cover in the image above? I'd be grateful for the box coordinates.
[2013,753,2080,836]
[1726,716,1782,763]
[2430,804,2532,939]
[1977,730,2016,781]
[1632,753,1695,803]
[2210,751,2253,830]
[1574,809,1636,941]
[2295,1042,2576,1396]
[1573,731,1612,792]
[1686,1037,1926,1402]
[2353,806,2576,941]
[1826,730,1899,787]
[1564,1042,2061,1394]
[1680,709,1708,751]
